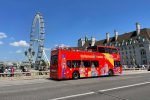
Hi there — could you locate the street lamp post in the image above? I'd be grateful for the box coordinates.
[25,48,35,69]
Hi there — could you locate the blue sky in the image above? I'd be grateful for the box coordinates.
[0,0,150,61]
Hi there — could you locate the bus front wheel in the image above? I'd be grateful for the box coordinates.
[72,71,80,79]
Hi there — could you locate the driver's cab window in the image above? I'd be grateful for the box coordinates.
[112,48,118,54]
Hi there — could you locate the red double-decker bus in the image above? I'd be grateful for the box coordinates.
[50,45,122,80]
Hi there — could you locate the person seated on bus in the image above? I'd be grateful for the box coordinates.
[72,63,77,68]
[80,62,84,68]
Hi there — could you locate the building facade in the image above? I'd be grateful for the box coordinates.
[78,23,150,66]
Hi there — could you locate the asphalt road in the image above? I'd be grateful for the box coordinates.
[0,73,150,100]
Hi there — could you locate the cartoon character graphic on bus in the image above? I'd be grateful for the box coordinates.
[80,62,85,77]
[91,63,98,77]
[102,63,109,75]
[114,67,121,74]
[62,54,66,78]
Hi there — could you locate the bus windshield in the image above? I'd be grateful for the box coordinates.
[114,61,121,67]
[111,48,118,54]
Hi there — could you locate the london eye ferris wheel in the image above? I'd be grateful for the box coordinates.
[25,12,46,69]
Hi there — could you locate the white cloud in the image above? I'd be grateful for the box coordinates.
[0,32,7,39]
[16,50,22,54]
[0,41,3,45]
[10,40,29,47]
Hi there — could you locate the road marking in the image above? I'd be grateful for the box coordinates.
[49,92,95,100]
[49,81,150,100]
[99,81,150,92]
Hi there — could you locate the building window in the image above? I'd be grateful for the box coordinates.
[143,60,147,65]
[129,47,131,49]
[130,56,132,59]
[127,61,128,65]
[139,44,144,47]
[133,46,135,49]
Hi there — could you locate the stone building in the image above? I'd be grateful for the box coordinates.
[78,23,150,66]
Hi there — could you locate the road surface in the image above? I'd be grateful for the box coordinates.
[0,72,150,100]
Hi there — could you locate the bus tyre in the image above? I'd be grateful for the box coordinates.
[72,71,80,79]
[108,70,114,76]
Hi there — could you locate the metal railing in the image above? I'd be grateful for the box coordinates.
[122,67,147,70]
[0,68,148,80]
[0,71,50,80]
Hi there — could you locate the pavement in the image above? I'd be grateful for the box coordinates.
[122,70,149,75]
[0,70,149,100]
[0,70,148,85]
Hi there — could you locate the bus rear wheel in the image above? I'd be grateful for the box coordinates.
[72,71,80,79]
[108,70,114,76]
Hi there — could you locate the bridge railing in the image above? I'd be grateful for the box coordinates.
[0,71,50,80]
[0,68,148,80]
[122,67,147,70]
